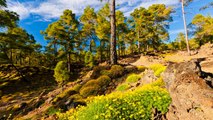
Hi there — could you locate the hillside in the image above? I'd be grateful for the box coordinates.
[0,43,212,120]
[1,0,213,119]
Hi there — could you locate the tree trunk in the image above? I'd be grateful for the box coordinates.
[54,40,57,64]
[110,0,117,65]
[100,40,103,62]
[19,53,22,65]
[10,49,13,62]
[117,35,120,59]
[131,45,134,55]
[89,40,92,52]
[107,42,110,61]
[181,0,191,55]
[67,52,71,72]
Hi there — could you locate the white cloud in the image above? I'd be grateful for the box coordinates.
[6,0,180,21]
[7,1,31,19]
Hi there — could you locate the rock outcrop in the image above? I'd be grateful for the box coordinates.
[162,59,213,120]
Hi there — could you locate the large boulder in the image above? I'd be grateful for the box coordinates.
[162,59,213,120]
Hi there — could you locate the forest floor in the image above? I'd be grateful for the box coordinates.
[0,43,213,119]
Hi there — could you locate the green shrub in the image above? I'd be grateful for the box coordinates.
[91,65,124,79]
[100,70,111,76]
[54,61,70,85]
[61,84,171,120]
[53,87,78,104]
[126,74,141,83]
[82,80,99,88]
[90,66,106,79]
[69,94,83,101]
[73,84,82,92]
[108,65,124,78]
[96,75,111,87]
[137,66,147,72]
[47,106,61,115]
[79,75,111,98]
[149,64,166,77]
[116,83,131,91]
[79,85,100,98]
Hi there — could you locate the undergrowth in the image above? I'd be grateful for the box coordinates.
[149,64,166,77]
[57,80,171,120]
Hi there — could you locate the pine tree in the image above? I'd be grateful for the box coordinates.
[0,0,6,7]
[80,6,97,52]
[95,4,110,62]
[42,10,79,72]
[131,4,172,53]
[116,10,127,58]
[192,14,213,46]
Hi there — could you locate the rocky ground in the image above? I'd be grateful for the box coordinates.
[163,59,213,120]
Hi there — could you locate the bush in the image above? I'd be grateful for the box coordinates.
[116,83,130,91]
[151,77,165,87]
[100,65,124,79]
[79,85,100,98]
[82,80,99,88]
[126,74,141,83]
[61,83,171,120]
[92,65,124,79]
[96,75,111,87]
[100,70,111,76]
[47,106,61,115]
[72,84,82,92]
[79,75,111,98]
[109,65,124,78]
[53,87,78,104]
[90,66,106,79]
[149,64,166,77]
[69,94,83,101]
[54,61,70,85]
[56,109,75,120]
[137,66,147,72]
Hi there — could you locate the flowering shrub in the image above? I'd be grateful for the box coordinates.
[126,74,141,83]
[137,66,147,72]
[149,64,166,77]
[116,83,130,91]
[58,81,171,120]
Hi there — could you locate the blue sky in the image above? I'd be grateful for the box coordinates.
[6,0,213,47]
